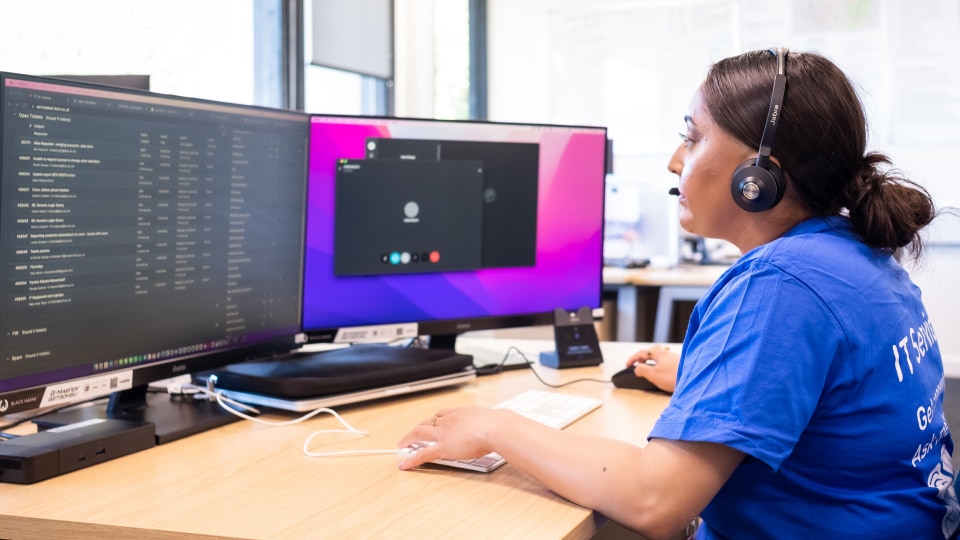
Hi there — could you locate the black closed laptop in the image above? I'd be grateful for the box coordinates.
[209,344,475,400]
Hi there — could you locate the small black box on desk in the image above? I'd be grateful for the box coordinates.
[539,307,604,369]
[0,418,155,484]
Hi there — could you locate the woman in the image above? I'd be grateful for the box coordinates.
[398,49,956,539]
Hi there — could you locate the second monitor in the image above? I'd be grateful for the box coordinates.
[304,115,608,349]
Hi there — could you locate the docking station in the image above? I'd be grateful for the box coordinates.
[0,418,156,484]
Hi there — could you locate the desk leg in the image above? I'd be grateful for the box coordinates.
[653,285,708,342]
[615,285,637,342]
[614,285,658,342]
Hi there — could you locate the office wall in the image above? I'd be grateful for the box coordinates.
[484,0,960,371]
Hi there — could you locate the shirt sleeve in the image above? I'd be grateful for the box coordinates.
[649,261,847,470]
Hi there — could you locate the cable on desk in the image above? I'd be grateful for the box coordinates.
[476,346,611,387]
[180,346,613,460]
[182,383,397,458]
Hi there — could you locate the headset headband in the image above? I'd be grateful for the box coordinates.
[755,47,788,170]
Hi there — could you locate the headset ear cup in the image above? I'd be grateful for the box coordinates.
[731,159,785,212]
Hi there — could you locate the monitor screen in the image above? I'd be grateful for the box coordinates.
[303,115,607,348]
[0,73,309,442]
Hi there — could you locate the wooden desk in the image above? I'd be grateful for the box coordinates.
[0,340,670,540]
[604,265,728,342]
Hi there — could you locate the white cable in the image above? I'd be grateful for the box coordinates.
[180,383,397,458]
[178,383,261,416]
[302,431,396,458]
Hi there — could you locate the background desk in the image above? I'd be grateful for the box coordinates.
[603,265,728,343]
[0,339,670,540]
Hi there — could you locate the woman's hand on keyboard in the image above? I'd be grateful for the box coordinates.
[396,407,514,470]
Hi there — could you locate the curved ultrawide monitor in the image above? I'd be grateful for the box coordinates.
[0,72,309,437]
[303,115,607,346]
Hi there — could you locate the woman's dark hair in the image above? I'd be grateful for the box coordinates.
[701,49,937,258]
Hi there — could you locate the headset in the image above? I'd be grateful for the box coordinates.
[730,47,788,212]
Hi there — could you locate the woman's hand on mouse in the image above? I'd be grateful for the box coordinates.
[626,344,679,393]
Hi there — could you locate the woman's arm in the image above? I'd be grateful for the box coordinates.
[398,408,743,539]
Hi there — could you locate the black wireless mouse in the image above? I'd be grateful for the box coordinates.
[611,366,660,391]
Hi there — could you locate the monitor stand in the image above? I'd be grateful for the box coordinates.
[424,333,457,351]
[32,385,241,445]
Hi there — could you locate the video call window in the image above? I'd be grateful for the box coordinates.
[334,157,485,276]
[364,138,540,270]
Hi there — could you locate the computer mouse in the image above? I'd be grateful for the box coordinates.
[611,366,660,391]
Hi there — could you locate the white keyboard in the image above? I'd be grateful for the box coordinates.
[431,390,602,473]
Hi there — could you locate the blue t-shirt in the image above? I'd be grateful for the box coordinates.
[649,217,959,539]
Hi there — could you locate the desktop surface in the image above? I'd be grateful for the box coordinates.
[0,339,670,540]
[602,263,729,287]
